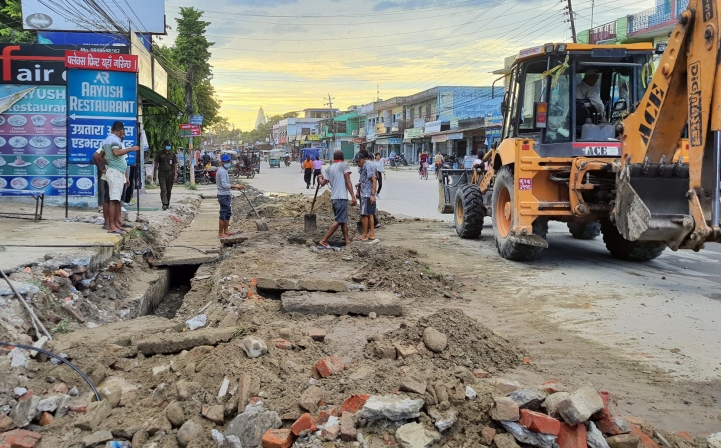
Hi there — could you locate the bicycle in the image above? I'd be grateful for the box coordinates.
[419,162,428,180]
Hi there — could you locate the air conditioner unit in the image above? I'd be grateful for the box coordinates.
[351,130,358,136]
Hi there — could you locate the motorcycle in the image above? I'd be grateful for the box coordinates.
[284,158,291,167]
[389,155,409,167]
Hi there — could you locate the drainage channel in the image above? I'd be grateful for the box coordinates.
[151,264,200,318]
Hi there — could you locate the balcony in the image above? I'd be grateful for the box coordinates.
[627,1,677,38]
[589,21,617,44]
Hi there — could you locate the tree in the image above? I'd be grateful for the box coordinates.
[174,7,215,118]
[0,0,35,43]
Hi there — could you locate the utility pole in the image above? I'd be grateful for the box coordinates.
[590,0,595,30]
[325,93,335,158]
[565,0,577,43]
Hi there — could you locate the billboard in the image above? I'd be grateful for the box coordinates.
[38,32,152,51]
[21,0,166,34]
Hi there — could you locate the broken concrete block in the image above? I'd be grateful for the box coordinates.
[509,389,548,411]
[490,397,519,422]
[241,336,268,358]
[428,406,457,432]
[36,396,61,413]
[74,399,112,431]
[297,278,348,293]
[308,328,326,341]
[225,403,282,448]
[281,291,403,316]
[588,421,611,448]
[298,386,324,413]
[399,373,427,395]
[395,422,442,448]
[81,430,113,447]
[137,327,236,355]
[501,421,557,448]
[359,395,424,421]
[542,392,570,419]
[707,433,721,448]
[557,385,604,425]
[494,378,523,394]
[394,343,418,358]
[10,395,40,428]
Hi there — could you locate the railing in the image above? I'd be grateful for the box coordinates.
[628,2,673,34]
[589,21,617,43]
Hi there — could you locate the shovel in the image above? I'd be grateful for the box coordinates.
[304,183,321,232]
[240,189,269,231]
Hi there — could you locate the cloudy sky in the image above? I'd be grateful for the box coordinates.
[163,0,654,130]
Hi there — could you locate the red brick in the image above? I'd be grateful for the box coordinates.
[540,380,562,394]
[314,355,344,378]
[558,423,587,448]
[473,369,490,378]
[340,394,370,414]
[261,428,295,448]
[316,407,339,425]
[340,412,358,442]
[51,383,69,395]
[596,417,629,436]
[271,339,292,350]
[291,413,315,436]
[593,391,612,420]
[481,427,496,445]
[629,426,659,448]
[1,430,42,448]
[627,418,654,439]
[673,432,693,442]
[37,413,53,427]
[520,409,561,436]
[17,392,34,402]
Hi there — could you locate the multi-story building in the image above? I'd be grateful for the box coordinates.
[276,117,323,155]
[303,108,340,119]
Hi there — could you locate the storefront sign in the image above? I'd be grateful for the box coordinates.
[67,69,138,164]
[431,135,447,143]
[450,118,459,130]
[65,51,138,73]
[447,133,464,140]
[179,124,201,137]
[413,118,426,128]
[404,128,423,139]
[38,31,152,51]
[387,138,402,145]
[425,120,441,134]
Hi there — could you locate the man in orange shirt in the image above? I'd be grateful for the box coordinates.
[302,155,314,189]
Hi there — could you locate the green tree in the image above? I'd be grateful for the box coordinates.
[0,0,35,43]
[174,7,216,118]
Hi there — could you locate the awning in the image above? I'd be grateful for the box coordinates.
[139,85,181,112]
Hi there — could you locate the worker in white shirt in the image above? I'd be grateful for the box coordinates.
[576,68,606,121]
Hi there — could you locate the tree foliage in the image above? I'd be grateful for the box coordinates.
[0,0,35,43]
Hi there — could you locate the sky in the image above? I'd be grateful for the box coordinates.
[162,0,655,131]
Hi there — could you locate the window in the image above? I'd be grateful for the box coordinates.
[544,71,571,143]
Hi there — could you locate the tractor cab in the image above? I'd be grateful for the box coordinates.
[501,43,657,157]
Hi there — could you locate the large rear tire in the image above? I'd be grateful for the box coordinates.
[600,220,666,261]
[492,166,548,260]
[567,222,601,240]
[454,185,484,239]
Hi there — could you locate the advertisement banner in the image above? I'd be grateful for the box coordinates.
[67,69,138,164]
[0,85,84,196]
[404,128,424,140]
[65,51,139,72]
[38,32,152,51]
[424,121,442,134]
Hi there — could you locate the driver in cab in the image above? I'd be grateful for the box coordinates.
[576,68,607,122]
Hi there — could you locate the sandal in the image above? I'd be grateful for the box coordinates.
[318,241,331,249]
[108,229,125,234]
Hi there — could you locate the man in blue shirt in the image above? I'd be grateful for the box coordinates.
[217,154,244,238]
[354,151,377,242]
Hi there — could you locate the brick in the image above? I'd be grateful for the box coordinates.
[540,379,564,394]
[261,428,295,448]
[558,423,587,448]
[201,405,225,424]
[626,418,654,439]
[37,413,53,427]
[0,429,42,448]
[316,407,339,425]
[606,434,642,448]
[673,432,693,442]
[314,355,344,378]
[308,328,326,341]
[271,339,293,350]
[238,374,252,413]
[339,412,358,442]
[374,344,397,360]
[17,392,34,402]
[629,425,659,448]
[291,413,315,436]
[520,409,561,436]
[593,391,612,420]
[394,344,418,358]
[473,369,490,379]
[51,383,69,395]
[490,397,519,422]
[596,417,631,436]
[340,395,370,414]
[298,386,323,413]
[482,427,496,445]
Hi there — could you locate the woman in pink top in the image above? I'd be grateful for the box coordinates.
[312,156,324,187]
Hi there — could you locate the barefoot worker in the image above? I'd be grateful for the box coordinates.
[317,150,357,248]
[217,154,244,238]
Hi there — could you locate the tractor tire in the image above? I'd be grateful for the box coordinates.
[491,166,548,261]
[567,222,601,240]
[454,185,484,239]
[600,220,666,261]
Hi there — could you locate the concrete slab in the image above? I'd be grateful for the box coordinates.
[280,291,403,316]
[220,234,249,246]
[257,278,347,293]
[137,327,238,355]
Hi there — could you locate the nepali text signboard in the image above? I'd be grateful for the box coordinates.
[179,124,201,137]
[65,51,139,72]
[66,52,138,165]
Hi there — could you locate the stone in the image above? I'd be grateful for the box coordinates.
[202,405,226,424]
[321,415,340,441]
[605,434,642,448]
[501,421,558,448]
[281,291,403,316]
[308,328,326,341]
[13,388,28,397]
[98,382,122,409]
[490,397,519,422]
[542,392,570,419]
[37,412,53,427]
[494,378,523,394]
[75,399,113,431]
[10,395,40,428]
[242,336,269,358]
[314,355,344,378]
[299,386,324,413]
[428,407,457,432]
[422,327,448,352]
[596,417,632,436]
[519,409,561,435]
[373,343,397,360]
[474,369,490,379]
[482,427,496,445]
[557,423,588,448]
[340,412,358,442]
[369,312,377,319]
[359,395,424,421]
[394,344,419,358]
[176,380,203,401]
[465,386,477,400]
[55,395,71,417]
[625,418,654,439]
[291,413,315,436]
[0,414,16,432]
[177,420,204,447]
[137,327,237,355]
[225,403,282,448]
[491,434,522,448]
[82,430,113,447]
[271,339,292,350]
[36,396,61,413]
[395,422,442,448]
[0,429,42,448]
[262,428,295,448]
[131,430,149,448]
[707,433,721,448]
[588,422,611,448]
[399,373,427,395]
[510,389,548,411]
[557,386,605,425]
[340,395,370,414]
[146,415,172,436]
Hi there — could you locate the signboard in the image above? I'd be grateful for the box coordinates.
[404,128,423,140]
[38,32,152,51]
[431,135,448,143]
[21,0,167,34]
[67,69,138,164]
[65,51,139,73]
[179,124,201,137]
[0,85,86,197]
[387,138,402,145]
[424,121,442,134]
[447,133,464,140]
[190,115,204,125]
[374,123,387,134]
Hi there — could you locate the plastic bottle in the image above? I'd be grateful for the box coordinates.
[105,442,131,448]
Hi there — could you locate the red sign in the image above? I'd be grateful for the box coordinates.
[180,124,201,136]
[65,51,139,72]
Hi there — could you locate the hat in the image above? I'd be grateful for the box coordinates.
[333,150,344,160]
[221,154,231,162]
[353,152,368,162]
[164,140,172,147]
[585,68,600,76]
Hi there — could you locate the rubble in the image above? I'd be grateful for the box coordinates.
[136,327,237,355]
[281,291,404,316]
[225,403,282,448]
[421,326,447,352]
[177,420,203,447]
[502,421,558,448]
[359,395,424,421]
[557,385,605,425]
[241,336,268,358]
[81,430,113,447]
[395,422,442,448]
[491,397,520,422]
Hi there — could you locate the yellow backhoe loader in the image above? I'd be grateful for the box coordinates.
[450,0,721,261]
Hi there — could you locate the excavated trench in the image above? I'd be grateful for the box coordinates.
[145,264,199,319]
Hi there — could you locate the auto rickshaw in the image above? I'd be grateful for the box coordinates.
[269,149,282,168]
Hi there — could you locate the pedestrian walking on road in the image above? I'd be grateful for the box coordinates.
[312,156,324,187]
[153,140,178,210]
[354,150,377,242]
[217,154,244,238]
[302,155,313,189]
[317,150,357,248]
[102,121,140,234]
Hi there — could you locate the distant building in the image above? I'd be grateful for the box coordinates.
[254,107,267,130]
[304,108,340,119]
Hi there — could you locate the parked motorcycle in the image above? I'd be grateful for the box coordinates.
[389,155,409,167]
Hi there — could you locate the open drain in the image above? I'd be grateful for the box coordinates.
[152,264,200,318]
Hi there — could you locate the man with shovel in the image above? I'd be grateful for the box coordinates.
[217,154,244,238]
[317,150,356,248]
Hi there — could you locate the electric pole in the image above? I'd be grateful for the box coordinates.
[565,0,577,43]
[325,93,335,157]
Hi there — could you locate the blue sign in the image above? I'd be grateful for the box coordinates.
[387,138,402,145]
[38,32,151,51]
[67,70,138,165]
[190,115,204,125]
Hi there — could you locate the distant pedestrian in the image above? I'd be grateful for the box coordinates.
[302,155,313,189]
[317,150,356,248]
[102,121,139,234]
[153,140,178,210]
[354,150,377,242]
[217,154,244,238]
[312,156,323,187]
[374,153,386,196]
